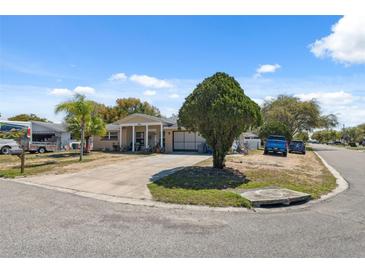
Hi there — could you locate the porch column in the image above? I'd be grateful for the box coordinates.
[145,124,149,148]
[119,125,123,148]
[160,123,163,148]
[132,125,135,152]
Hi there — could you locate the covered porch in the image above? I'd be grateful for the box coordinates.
[117,122,164,152]
[93,113,175,152]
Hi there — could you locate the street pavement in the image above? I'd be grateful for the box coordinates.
[1,145,364,257]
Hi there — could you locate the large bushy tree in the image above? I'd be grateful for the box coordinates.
[261,95,329,140]
[93,98,161,123]
[178,72,262,169]
[115,97,161,119]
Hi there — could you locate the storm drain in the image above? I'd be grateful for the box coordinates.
[239,187,311,207]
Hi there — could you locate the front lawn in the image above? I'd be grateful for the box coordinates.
[148,150,337,207]
[148,166,251,207]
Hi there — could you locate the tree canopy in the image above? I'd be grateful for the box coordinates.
[94,98,161,123]
[178,72,262,169]
[261,95,335,141]
[8,113,50,122]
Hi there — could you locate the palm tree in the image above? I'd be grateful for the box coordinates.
[55,94,94,161]
[66,107,107,153]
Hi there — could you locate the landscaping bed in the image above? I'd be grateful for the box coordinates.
[148,150,337,207]
[0,151,143,178]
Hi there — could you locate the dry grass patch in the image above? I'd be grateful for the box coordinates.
[0,151,146,178]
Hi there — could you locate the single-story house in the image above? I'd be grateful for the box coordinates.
[93,113,206,153]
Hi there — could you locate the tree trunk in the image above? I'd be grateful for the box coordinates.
[85,137,90,153]
[213,149,225,169]
[80,124,84,162]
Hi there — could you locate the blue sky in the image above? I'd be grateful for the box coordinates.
[0,16,364,126]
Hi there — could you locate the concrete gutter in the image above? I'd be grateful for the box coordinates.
[312,151,349,200]
[0,151,348,213]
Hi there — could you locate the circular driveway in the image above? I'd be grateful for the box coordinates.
[1,145,364,257]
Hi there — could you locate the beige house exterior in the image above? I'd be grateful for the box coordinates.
[93,113,206,153]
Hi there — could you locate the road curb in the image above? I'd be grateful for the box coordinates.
[0,151,348,214]
[312,151,349,200]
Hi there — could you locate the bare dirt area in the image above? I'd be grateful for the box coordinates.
[196,150,336,199]
[226,151,323,177]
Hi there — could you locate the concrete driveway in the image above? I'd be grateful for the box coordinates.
[17,154,210,200]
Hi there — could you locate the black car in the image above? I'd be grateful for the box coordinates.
[288,140,306,154]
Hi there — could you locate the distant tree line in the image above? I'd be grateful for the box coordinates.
[312,124,365,144]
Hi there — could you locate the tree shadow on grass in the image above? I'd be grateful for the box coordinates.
[44,153,80,159]
[151,166,247,190]
[14,160,59,169]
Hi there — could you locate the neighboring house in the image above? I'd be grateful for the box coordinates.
[0,120,73,151]
[93,113,206,153]
[237,132,261,150]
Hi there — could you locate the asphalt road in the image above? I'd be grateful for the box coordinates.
[1,145,364,257]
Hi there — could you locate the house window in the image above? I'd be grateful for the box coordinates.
[102,131,118,141]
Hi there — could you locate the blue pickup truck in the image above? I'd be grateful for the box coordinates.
[264,135,288,157]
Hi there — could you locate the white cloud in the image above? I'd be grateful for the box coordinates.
[143,90,156,96]
[50,86,95,96]
[73,86,95,95]
[130,74,173,89]
[49,88,73,96]
[295,91,353,105]
[310,15,365,64]
[255,64,281,77]
[168,93,180,99]
[109,72,127,81]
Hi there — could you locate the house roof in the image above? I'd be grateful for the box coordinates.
[112,113,175,126]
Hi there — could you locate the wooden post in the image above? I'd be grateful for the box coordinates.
[17,149,25,174]
[20,151,25,174]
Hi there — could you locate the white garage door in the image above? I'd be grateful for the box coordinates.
[173,131,205,151]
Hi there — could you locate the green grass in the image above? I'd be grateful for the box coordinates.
[238,168,336,199]
[148,184,251,208]
[148,166,251,208]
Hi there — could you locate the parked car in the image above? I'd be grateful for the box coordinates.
[0,138,22,155]
[264,135,288,157]
[289,140,306,154]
